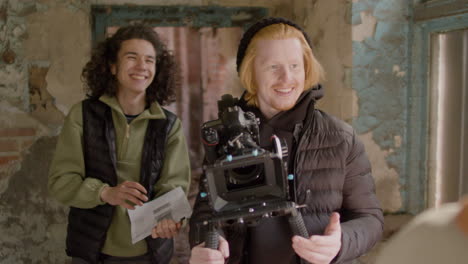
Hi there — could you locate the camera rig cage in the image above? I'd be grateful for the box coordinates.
[196,94,309,262]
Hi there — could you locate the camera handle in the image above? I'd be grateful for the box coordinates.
[202,207,311,263]
[288,208,312,264]
[288,208,309,238]
[204,223,219,250]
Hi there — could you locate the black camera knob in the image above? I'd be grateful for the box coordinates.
[202,128,219,145]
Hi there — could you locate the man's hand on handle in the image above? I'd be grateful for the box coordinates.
[292,212,341,264]
[189,235,229,264]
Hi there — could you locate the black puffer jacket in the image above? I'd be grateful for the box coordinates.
[190,87,384,264]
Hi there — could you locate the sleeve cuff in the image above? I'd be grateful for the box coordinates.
[97,183,109,205]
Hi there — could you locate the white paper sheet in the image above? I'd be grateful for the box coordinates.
[128,186,192,244]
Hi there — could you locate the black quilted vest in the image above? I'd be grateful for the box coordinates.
[65,98,176,264]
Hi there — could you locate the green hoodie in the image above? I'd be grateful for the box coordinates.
[48,95,191,257]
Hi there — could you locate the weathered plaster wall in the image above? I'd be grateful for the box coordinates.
[351,0,410,213]
[0,1,89,263]
[24,1,91,116]
[293,0,357,123]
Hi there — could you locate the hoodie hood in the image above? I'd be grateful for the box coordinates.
[309,84,324,101]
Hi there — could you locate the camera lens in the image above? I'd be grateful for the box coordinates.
[225,164,265,190]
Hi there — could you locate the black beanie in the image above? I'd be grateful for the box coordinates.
[236,17,312,73]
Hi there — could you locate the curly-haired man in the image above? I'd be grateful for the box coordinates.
[49,24,191,264]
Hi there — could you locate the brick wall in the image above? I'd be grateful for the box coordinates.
[0,128,36,167]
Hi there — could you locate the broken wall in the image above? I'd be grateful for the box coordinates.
[351,0,410,213]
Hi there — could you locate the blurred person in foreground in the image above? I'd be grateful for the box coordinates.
[188,17,383,264]
[376,196,468,264]
[48,24,191,264]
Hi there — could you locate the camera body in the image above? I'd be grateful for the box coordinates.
[201,94,289,213]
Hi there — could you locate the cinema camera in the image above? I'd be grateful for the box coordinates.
[197,94,309,253]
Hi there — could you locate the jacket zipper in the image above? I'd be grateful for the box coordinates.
[120,123,130,158]
[125,124,130,139]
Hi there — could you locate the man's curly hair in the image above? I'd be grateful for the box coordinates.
[81,24,179,106]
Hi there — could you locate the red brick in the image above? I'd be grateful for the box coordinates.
[0,128,36,137]
[0,139,18,152]
[0,156,19,165]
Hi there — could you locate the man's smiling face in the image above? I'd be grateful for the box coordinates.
[111,38,156,97]
[253,38,305,119]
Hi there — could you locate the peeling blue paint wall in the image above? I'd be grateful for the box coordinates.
[352,0,411,212]
[353,0,468,213]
